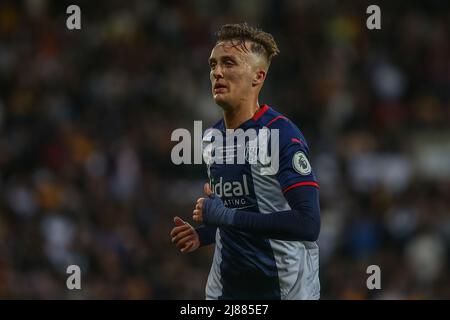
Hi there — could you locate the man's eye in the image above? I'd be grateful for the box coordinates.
[210,63,216,69]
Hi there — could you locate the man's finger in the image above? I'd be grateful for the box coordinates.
[172,228,194,244]
[193,209,202,219]
[171,223,190,236]
[170,224,190,237]
[176,234,196,249]
[173,216,185,226]
[204,182,213,197]
[181,241,194,253]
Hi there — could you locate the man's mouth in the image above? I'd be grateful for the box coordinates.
[214,83,227,93]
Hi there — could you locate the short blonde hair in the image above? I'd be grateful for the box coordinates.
[215,23,280,65]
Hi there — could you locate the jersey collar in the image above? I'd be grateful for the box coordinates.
[215,104,270,132]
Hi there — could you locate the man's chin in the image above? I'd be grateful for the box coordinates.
[213,95,230,109]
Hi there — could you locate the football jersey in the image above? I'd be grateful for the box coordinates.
[203,104,320,300]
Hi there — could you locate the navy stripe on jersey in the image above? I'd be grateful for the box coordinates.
[218,228,281,299]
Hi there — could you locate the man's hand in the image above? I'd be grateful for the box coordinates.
[193,182,236,226]
[170,216,200,253]
[193,182,213,223]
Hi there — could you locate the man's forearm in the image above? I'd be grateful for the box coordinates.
[195,225,217,246]
[203,186,320,242]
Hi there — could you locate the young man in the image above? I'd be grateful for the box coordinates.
[170,23,321,300]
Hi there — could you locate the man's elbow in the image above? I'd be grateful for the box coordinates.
[308,221,320,241]
[299,216,321,242]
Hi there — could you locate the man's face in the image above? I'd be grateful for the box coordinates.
[208,40,259,109]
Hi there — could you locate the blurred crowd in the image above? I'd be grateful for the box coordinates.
[0,0,449,299]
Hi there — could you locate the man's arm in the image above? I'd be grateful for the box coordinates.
[195,225,217,246]
[199,186,320,242]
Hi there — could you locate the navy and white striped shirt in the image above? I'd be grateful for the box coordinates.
[198,104,320,300]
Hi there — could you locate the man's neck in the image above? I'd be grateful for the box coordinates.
[223,101,260,129]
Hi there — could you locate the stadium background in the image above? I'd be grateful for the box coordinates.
[0,0,449,299]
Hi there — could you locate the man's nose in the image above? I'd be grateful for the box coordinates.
[212,65,224,79]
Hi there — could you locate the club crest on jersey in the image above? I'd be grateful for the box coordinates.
[244,142,258,163]
[292,151,311,175]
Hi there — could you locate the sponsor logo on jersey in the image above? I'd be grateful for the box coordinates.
[211,175,250,198]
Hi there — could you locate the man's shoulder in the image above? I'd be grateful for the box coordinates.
[258,106,292,128]
[260,106,307,144]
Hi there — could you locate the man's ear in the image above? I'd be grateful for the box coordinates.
[252,69,266,86]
